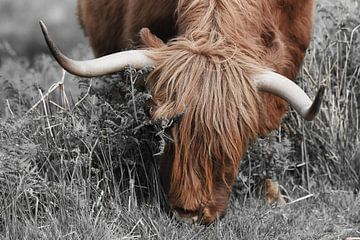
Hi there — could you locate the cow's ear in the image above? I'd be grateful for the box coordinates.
[140,28,166,48]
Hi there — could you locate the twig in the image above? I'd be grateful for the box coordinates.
[6,99,14,118]
[27,70,66,114]
[130,70,138,123]
[124,219,144,239]
[60,70,70,109]
[49,100,65,111]
[286,194,314,205]
[74,79,92,108]
[27,82,62,114]
[39,89,54,141]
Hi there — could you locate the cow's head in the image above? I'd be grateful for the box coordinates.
[40,21,324,224]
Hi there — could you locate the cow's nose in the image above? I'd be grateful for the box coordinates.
[172,207,201,224]
[173,210,199,224]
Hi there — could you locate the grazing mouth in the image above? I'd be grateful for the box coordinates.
[172,206,202,224]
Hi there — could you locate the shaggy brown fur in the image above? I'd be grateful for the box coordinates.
[78,0,314,223]
[264,179,286,206]
[78,0,177,56]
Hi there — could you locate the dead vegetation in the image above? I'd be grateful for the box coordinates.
[0,0,360,239]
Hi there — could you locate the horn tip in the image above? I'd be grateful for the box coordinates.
[39,20,52,46]
[315,85,326,103]
[39,20,47,32]
[305,85,326,121]
[38,20,74,75]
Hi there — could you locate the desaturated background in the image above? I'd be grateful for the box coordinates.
[0,0,85,59]
[0,0,359,60]
[0,0,360,239]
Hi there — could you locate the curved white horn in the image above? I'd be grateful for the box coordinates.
[254,71,325,121]
[39,21,155,77]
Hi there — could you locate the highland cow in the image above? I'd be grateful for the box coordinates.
[40,0,324,224]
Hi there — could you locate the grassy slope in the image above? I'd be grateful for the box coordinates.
[1,0,360,239]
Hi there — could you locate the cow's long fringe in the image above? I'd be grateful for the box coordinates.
[149,41,262,209]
